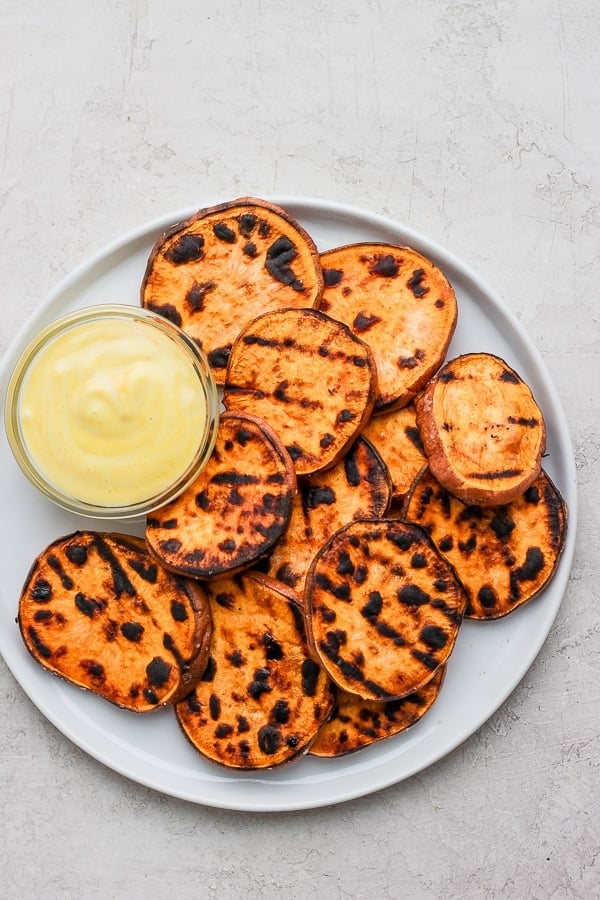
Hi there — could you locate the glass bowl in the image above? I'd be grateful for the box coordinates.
[4,304,220,519]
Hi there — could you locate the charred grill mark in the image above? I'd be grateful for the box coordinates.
[211,471,260,486]
[399,348,426,370]
[207,347,230,369]
[80,659,105,681]
[545,485,565,549]
[315,572,351,600]
[407,268,429,298]
[489,512,516,539]
[431,599,462,625]
[146,656,171,688]
[478,586,498,609]
[361,590,383,620]
[258,724,282,755]
[263,632,284,660]
[302,484,335,511]
[144,301,182,328]
[120,621,144,642]
[323,268,343,287]
[371,255,399,277]
[353,312,381,332]
[375,621,405,645]
[405,426,425,453]
[128,559,158,583]
[215,723,233,738]
[28,626,52,658]
[65,544,88,566]
[47,555,74,590]
[237,213,257,237]
[31,577,52,603]
[171,600,188,621]
[265,236,304,291]
[92,535,136,597]
[420,625,448,649]
[248,667,272,700]
[165,233,205,264]
[397,584,431,607]
[186,280,216,312]
[301,658,320,697]
[411,649,439,670]
[33,609,53,623]
[242,241,258,257]
[196,490,210,510]
[272,698,290,724]
[74,592,105,617]
[213,221,236,243]
[209,693,221,720]
[508,415,538,427]
[468,468,523,480]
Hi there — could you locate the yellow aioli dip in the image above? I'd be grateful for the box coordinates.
[18,315,208,507]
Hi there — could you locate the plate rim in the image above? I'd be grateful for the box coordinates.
[0,195,578,812]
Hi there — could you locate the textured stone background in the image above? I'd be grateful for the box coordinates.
[0,2,598,897]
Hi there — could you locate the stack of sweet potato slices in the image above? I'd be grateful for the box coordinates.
[18,197,568,769]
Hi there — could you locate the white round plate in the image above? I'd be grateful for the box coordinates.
[0,197,577,812]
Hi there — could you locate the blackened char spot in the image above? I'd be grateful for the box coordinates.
[468,468,522,481]
[399,349,425,370]
[170,600,188,622]
[165,233,204,264]
[407,268,429,298]
[344,450,361,487]
[301,658,320,696]
[146,656,171,687]
[31,578,52,603]
[265,236,303,291]
[320,433,335,449]
[405,426,425,453]
[489,512,516,539]
[248,667,272,700]
[81,660,105,680]
[353,312,381,332]
[242,241,258,257]
[213,222,236,243]
[515,547,545,582]
[145,302,182,328]
[508,415,538,427]
[218,539,236,554]
[128,559,158,583]
[263,632,284,660]
[196,490,210,510]
[47,555,74,590]
[420,625,448,649]
[27,626,52,658]
[315,573,351,600]
[118,620,143,642]
[323,268,343,287]
[93,536,136,597]
[258,724,282,755]
[478,586,498,609]
[186,280,215,312]
[372,255,399,277]
[208,346,230,369]
[398,584,430,607]
[65,544,88,566]
[411,649,439,670]
[361,591,383,620]
[411,552,427,569]
[272,698,290,724]
[499,369,520,384]
[336,549,354,577]
[215,723,233,738]
[211,471,259,486]
[302,484,335,510]
[33,609,52,623]
[524,484,540,504]
[238,213,257,237]
[74,592,104,617]
[209,693,221,720]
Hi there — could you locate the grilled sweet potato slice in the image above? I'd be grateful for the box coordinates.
[223,307,377,476]
[360,402,427,504]
[402,466,567,619]
[141,197,324,383]
[175,572,334,769]
[318,242,457,410]
[263,436,392,592]
[310,666,445,758]
[305,519,466,700]
[18,531,211,712]
[415,353,546,506]
[146,412,296,579]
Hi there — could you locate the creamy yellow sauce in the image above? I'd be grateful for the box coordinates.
[19,317,208,506]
